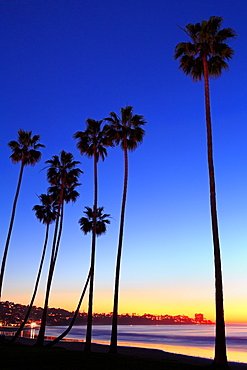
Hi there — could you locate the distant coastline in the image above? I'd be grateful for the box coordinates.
[0,301,214,327]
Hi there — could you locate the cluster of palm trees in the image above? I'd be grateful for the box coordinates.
[0,107,146,354]
[1,15,236,369]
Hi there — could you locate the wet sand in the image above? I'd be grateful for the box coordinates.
[15,337,247,369]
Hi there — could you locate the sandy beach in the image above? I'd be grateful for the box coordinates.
[15,337,247,369]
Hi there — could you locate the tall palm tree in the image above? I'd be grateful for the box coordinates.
[46,206,110,348]
[0,129,45,299]
[104,106,146,354]
[174,16,236,368]
[74,119,113,352]
[10,193,58,343]
[35,151,82,346]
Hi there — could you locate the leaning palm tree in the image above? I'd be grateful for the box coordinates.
[10,193,58,343]
[74,119,113,352]
[174,16,236,368]
[104,106,145,354]
[0,129,45,299]
[45,268,91,348]
[35,151,82,346]
[46,206,110,348]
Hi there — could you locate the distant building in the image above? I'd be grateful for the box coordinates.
[195,313,204,322]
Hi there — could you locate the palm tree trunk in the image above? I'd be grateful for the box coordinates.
[53,202,64,263]
[35,258,55,346]
[0,161,25,300]
[45,267,91,348]
[10,223,50,343]
[109,142,128,354]
[203,56,228,367]
[84,153,98,352]
[35,201,63,347]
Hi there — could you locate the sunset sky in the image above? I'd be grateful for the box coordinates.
[0,0,246,324]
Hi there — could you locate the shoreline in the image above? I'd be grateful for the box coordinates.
[15,337,247,369]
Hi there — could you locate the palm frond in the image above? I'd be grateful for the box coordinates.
[8,140,20,150]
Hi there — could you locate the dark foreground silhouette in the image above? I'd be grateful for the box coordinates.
[0,337,246,370]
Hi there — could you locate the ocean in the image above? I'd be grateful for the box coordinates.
[18,324,247,364]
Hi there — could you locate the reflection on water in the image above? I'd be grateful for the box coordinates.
[1,324,246,364]
[1,326,37,339]
[20,327,36,339]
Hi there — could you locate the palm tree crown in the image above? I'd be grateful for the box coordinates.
[105,106,145,150]
[79,206,110,235]
[33,194,58,225]
[73,119,113,162]
[47,184,80,205]
[45,150,82,190]
[8,129,45,165]
[174,16,236,81]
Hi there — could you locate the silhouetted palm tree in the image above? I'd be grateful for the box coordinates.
[45,268,91,348]
[74,119,113,352]
[0,129,45,299]
[174,16,236,368]
[105,106,145,354]
[46,206,110,348]
[35,151,82,346]
[10,193,58,343]
[79,206,110,235]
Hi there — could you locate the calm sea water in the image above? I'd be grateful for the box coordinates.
[19,324,247,364]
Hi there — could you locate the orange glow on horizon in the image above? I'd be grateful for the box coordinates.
[6,286,247,325]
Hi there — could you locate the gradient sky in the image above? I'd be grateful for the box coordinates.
[0,0,246,324]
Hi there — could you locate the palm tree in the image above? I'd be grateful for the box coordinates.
[79,206,110,235]
[10,193,58,343]
[74,119,113,352]
[0,129,45,299]
[45,268,91,348]
[46,206,110,348]
[35,151,82,346]
[104,106,146,354]
[174,16,236,368]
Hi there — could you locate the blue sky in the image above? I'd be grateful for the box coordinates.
[0,0,246,322]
